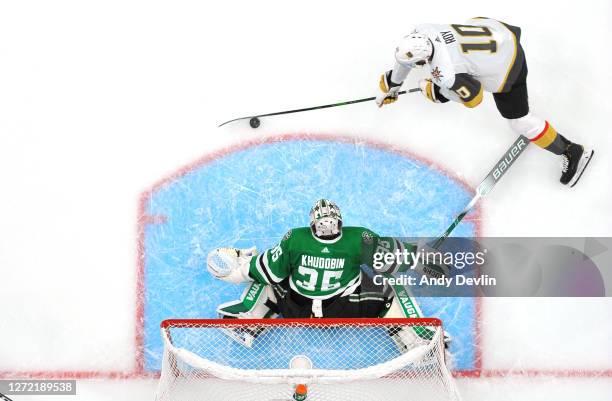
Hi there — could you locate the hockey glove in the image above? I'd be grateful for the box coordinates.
[419,79,448,103]
[376,70,402,107]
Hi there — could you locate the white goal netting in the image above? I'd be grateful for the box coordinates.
[155,318,461,401]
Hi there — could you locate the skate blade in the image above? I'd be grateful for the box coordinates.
[569,149,594,188]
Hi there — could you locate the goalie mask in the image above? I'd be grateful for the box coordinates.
[309,199,342,239]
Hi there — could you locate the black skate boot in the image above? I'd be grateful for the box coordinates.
[560,143,594,187]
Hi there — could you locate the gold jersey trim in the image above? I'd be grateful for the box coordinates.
[463,85,484,108]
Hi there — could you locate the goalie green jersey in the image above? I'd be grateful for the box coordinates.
[248,227,378,299]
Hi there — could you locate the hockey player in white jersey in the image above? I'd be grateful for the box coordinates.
[377,18,593,187]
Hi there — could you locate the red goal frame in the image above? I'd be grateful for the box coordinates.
[161,318,444,351]
[161,317,443,330]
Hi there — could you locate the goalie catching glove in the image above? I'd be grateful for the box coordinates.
[376,70,403,107]
[207,247,257,284]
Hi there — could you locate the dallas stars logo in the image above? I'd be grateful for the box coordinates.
[431,66,444,82]
[362,231,373,245]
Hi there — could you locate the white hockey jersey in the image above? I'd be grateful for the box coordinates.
[391,18,525,107]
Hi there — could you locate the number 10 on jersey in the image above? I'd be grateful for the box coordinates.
[451,24,497,54]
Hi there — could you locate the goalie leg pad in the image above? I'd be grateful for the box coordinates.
[217,283,278,348]
[217,282,278,319]
[382,284,447,352]
[382,284,425,319]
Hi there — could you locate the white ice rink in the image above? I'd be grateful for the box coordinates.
[0,0,611,400]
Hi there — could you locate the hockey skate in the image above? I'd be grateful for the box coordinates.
[221,324,267,348]
[560,143,594,187]
[388,326,451,353]
[388,326,419,353]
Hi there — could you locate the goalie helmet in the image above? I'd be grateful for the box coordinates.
[395,32,433,67]
[309,199,342,239]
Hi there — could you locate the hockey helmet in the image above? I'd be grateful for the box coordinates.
[395,32,433,67]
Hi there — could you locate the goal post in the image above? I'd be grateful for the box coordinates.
[156,318,461,401]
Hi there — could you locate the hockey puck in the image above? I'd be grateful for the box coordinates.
[249,117,260,129]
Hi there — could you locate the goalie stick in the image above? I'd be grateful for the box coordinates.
[431,135,529,249]
[217,88,421,127]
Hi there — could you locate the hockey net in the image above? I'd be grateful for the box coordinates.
[156,318,461,401]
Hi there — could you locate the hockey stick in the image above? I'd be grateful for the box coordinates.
[218,88,421,127]
[431,135,530,249]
